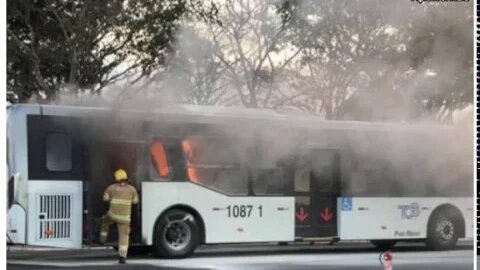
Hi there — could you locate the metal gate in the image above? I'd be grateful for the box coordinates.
[37,194,72,240]
[28,181,83,248]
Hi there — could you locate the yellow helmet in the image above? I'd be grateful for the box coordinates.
[114,169,128,181]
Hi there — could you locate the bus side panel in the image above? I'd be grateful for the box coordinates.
[142,182,179,245]
[7,204,26,244]
[142,182,295,245]
[178,184,295,244]
[464,201,474,239]
[8,105,41,210]
[27,181,83,248]
[338,197,473,240]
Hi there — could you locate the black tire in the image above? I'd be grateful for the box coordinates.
[278,242,289,246]
[153,209,200,258]
[426,210,459,250]
[370,240,397,251]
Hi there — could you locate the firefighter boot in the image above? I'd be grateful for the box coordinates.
[119,257,126,264]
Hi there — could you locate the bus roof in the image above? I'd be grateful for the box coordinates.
[9,103,449,132]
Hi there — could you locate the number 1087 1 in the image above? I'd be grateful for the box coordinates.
[226,205,263,218]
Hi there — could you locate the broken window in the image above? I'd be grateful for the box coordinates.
[150,141,170,179]
[181,138,248,195]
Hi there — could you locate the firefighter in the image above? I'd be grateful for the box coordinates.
[99,169,139,264]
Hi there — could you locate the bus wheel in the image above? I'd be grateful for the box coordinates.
[426,211,459,250]
[153,209,200,258]
[370,240,396,251]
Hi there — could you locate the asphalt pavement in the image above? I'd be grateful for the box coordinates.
[7,241,474,270]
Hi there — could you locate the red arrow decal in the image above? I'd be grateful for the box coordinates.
[320,207,333,222]
[296,207,309,222]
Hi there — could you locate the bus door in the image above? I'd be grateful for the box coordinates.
[85,140,145,245]
[294,149,340,239]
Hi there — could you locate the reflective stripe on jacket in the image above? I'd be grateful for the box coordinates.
[103,183,139,223]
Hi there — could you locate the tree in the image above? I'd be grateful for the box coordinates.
[7,0,216,103]
[160,25,228,106]
[275,0,409,119]
[277,0,473,122]
[401,4,473,122]
[177,0,302,108]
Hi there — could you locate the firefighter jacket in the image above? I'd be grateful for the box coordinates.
[103,182,139,223]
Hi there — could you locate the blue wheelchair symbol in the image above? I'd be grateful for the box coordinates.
[341,197,352,211]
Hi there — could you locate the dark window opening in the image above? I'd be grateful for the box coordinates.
[250,142,295,196]
[252,166,290,195]
[310,153,336,192]
[46,133,72,172]
[8,176,14,208]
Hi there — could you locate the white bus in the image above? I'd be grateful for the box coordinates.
[6,103,473,257]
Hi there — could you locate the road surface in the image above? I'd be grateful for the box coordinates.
[7,242,474,270]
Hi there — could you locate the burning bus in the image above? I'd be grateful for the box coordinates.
[6,103,473,257]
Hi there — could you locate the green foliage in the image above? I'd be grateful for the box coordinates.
[7,0,472,122]
[7,0,217,103]
[277,0,472,121]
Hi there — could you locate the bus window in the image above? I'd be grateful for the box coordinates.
[252,167,289,195]
[46,133,72,172]
[294,167,310,192]
[182,139,224,183]
[349,171,368,195]
[181,139,202,182]
[181,138,248,195]
[252,155,293,196]
[8,175,14,208]
[181,139,196,160]
[6,136,9,173]
[294,156,310,192]
[350,167,396,196]
[150,141,170,179]
[310,152,335,191]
